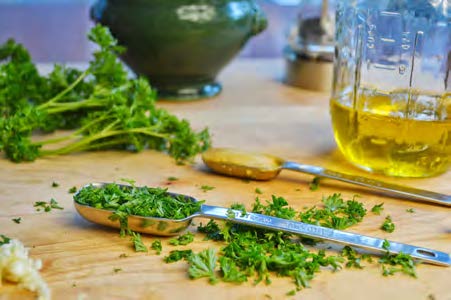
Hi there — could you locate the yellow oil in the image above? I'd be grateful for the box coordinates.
[330,90,451,177]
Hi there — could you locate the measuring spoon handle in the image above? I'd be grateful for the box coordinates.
[199,205,451,266]
[282,161,451,207]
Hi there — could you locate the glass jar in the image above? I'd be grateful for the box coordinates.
[331,0,450,177]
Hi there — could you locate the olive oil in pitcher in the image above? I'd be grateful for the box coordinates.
[330,89,451,177]
[331,0,450,177]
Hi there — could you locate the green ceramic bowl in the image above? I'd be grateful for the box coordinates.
[91,0,267,100]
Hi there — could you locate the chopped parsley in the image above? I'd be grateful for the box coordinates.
[68,186,77,194]
[371,203,384,215]
[74,183,203,236]
[382,239,391,250]
[226,208,236,219]
[70,181,419,293]
[113,268,122,273]
[178,195,416,293]
[12,217,21,224]
[298,194,366,230]
[381,216,395,233]
[51,181,59,188]
[230,203,247,217]
[190,197,347,291]
[151,240,162,254]
[309,176,321,191]
[255,188,263,194]
[406,208,415,213]
[0,235,11,245]
[167,177,179,181]
[200,185,215,192]
[219,256,247,283]
[341,246,372,268]
[118,253,128,258]
[197,220,223,241]
[34,198,64,212]
[379,251,417,277]
[164,250,193,263]
[169,232,194,246]
[130,232,147,252]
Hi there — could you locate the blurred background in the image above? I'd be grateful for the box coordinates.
[0,0,305,62]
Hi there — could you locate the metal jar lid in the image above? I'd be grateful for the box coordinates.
[284,12,335,92]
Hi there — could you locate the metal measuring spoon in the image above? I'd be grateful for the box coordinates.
[201,148,451,207]
[74,183,450,266]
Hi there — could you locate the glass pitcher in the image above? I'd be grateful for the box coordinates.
[331,0,450,177]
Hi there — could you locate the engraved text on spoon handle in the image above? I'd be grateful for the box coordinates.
[200,204,451,266]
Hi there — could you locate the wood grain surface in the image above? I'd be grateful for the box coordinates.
[0,59,450,300]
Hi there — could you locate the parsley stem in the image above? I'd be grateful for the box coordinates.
[37,70,89,109]
[39,127,168,156]
[45,98,106,114]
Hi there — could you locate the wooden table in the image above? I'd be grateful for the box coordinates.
[1,59,450,300]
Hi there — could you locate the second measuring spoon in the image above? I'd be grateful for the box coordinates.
[201,148,451,207]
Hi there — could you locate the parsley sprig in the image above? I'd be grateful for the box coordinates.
[0,25,210,163]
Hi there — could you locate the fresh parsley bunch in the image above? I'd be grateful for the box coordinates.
[0,25,210,163]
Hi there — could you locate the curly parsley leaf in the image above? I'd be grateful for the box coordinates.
[188,248,219,284]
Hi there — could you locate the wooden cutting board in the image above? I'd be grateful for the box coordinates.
[0,59,450,300]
